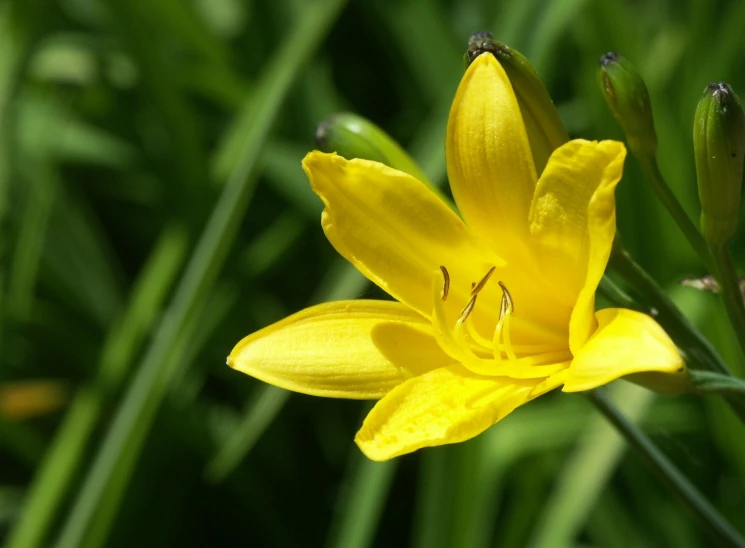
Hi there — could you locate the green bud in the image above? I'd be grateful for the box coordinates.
[598,52,657,156]
[314,112,430,185]
[693,82,745,246]
[466,31,568,174]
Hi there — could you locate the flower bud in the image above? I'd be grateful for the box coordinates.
[314,112,429,184]
[598,52,657,156]
[693,82,745,246]
[466,32,568,174]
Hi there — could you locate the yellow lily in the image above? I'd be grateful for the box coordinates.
[228,52,683,461]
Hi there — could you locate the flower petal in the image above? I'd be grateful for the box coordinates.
[562,308,684,392]
[354,364,560,460]
[303,151,500,321]
[527,139,626,352]
[228,300,453,399]
[446,53,537,259]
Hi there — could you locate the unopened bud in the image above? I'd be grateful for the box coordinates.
[314,113,429,184]
[466,32,568,173]
[598,52,657,156]
[693,82,745,245]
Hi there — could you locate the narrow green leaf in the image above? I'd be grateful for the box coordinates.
[240,212,306,278]
[52,2,349,547]
[6,161,58,322]
[205,385,290,483]
[324,453,397,548]
[529,383,654,548]
[4,225,188,548]
[42,191,125,327]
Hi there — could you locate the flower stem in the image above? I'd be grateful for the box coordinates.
[636,153,713,272]
[690,370,745,396]
[597,275,641,311]
[711,244,745,359]
[587,390,745,548]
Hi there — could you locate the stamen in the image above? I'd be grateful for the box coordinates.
[500,313,519,362]
[433,267,491,373]
[439,265,450,301]
[493,281,518,363]
[432,272,467,362]
[471,266,496,296]
[462,320,493,349]
[432,267,566,380]
[453,318,502,375]
[498,281,514,316]
[459,295,478,322]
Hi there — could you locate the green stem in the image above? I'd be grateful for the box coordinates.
[609,245,745,424]
[690,370,745,396]
[711,244,745,359]
[636,153,713,271]
[597,275,641,311]
[588,390,745,548]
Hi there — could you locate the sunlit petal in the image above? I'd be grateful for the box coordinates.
[446,53,537,260]
[303,151,500,322]
[355,364,561,460]
[529,140,625,295]
[228,300,453,399]
[562,308,683,392]
[529,140,626,319]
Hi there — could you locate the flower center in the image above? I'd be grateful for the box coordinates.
[432,266,571,378]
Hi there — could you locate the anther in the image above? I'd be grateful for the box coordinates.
[471,266,496,296]
[439,265,450,301]
[498,281,514,319]
[459,295,478,322]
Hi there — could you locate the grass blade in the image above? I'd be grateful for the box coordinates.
[529,383,654,547]
[325,451,397,548]
[204,385,290,483]
[4,225,188,548]
[52,2,348,546]
[6,161,57,322]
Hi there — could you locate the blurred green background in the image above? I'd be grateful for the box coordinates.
[1,0,745,546]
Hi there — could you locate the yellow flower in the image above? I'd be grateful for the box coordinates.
[228,53,683,461]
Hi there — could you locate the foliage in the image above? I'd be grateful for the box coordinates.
[1,0,745,546]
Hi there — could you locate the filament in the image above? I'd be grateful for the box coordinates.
[431,265,569,379]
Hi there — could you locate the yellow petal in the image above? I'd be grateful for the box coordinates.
[355,364,559,460]
[528,139,626,316]
[562,308,684,392]
[303,151,500,321]
[228,300,453,399]
[446,53,537,260]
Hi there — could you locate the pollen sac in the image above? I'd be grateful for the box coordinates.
[439,265,451,301]
[498,282,514,316]
[464,32,568,174]
[597,52,657,156]
[694,82,745,246]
